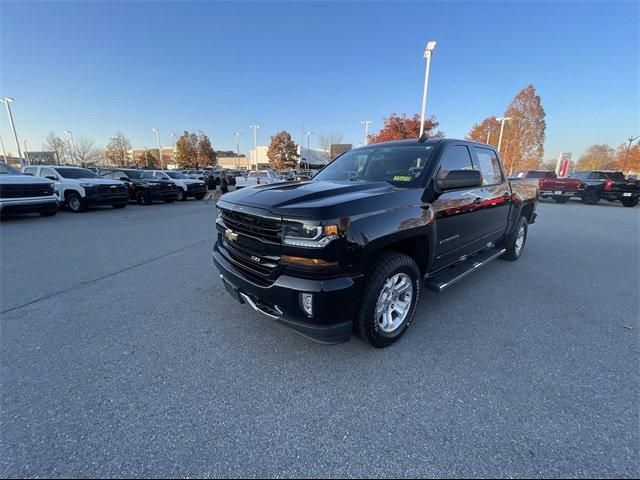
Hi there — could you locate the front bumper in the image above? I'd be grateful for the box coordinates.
[84,190,129,206]
[212,244,362,344]
[0,196,59,214]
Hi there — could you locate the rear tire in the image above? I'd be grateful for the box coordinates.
[501,216,528,261]
[66,192,86,212]
[39,210,57,217]
[622,197,638,208]
[581,189,600,205]
[354,251,420,348]
[554,196,570,204]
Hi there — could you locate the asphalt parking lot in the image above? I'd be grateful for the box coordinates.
[1,198,638,478]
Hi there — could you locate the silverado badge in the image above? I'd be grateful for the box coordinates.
[224,229,238,242]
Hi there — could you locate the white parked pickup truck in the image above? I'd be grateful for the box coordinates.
[23,165,129,212]
[0,162,59,217]
[235,170,282,189]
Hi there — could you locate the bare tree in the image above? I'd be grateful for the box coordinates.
[43,131,68,164]
[74,137,104,167]
[105,132,132,167]
[317,132,344,161]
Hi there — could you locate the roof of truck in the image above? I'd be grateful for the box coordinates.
[353,138,494,149]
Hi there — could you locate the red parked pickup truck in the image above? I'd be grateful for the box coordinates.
[511,170,582,203]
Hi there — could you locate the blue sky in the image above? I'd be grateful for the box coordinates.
[1,1,638,160]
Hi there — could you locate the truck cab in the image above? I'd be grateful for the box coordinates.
[213,139,538,347]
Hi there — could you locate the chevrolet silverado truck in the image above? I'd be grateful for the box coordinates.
[23,165,129,212]
[0,162,58,217]
[213,139,538,347]
[511,170,581,203]
[99,169,179,204]
[568,170,639,207]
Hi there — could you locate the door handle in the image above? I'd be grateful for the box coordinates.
[474,197,482,205]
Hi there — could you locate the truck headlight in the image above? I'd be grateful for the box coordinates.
[80,183,95,188]
[283,222,339,248]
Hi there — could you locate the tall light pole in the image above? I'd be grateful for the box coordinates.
[496,117,511,153]
[23,139,29,165]
[305,131,313,150]
[64,130,76,165]
[169,132,176,164]
[234,132,241,169]
[1,97,23,166]
[486,126,493,144]
[151,128,163,169]
[249,125,260,169]
[0,132,7,162]
[419,41,437,139]
[622,135,639,173]
[361,120,372,146]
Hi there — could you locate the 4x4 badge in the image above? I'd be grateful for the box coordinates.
[224,229,238,242]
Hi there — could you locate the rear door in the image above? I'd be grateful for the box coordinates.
[472,146,511,243]
[432,143,487,270]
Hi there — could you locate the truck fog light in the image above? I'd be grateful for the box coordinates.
[300,293,313,317]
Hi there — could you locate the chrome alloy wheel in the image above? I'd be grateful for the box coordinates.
[375,273,413,333]
[515,224,526,256]
[68,195,81,211]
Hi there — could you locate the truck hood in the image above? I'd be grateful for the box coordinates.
[0,175,53,185]
[63,177,124,185]
[221,180,407,218]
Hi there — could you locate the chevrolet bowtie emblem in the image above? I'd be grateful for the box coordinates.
[225,229,238,242]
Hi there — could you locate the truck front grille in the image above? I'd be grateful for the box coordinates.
[97,184,128,195]
[220,209,282,243]
[0,183,54,198]
[219,239,281,286]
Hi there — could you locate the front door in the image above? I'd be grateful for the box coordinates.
[432,143,487,270]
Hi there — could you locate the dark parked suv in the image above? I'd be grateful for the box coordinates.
[214,138,539,347]
[100,169,179,204]
[569,170,639,207]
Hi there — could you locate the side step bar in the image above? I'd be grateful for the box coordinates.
[424,248,506,293]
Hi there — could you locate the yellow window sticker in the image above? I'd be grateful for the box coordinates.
[393,175,412,181]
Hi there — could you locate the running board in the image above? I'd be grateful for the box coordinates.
[424,248,506,293]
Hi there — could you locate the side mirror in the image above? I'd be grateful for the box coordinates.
[438,169,483,190]
[45,175,58,181]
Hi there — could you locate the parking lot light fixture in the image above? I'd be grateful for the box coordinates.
[419,41,437,139]
[23,139,30,165]
[622,135,639,173]
[496,117,511,154]
[249,125,260,169]
[234,132,241,169]
[152,128,163,169]
[361,120,372,146]
[64,130,76,165]
[1,97,23,166]
[305,131,313,151]
[0,132,8,162]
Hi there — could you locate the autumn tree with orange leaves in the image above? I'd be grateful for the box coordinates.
[367,113,444,144]
[468,85,546,174]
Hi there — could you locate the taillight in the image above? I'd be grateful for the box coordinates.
[604,179,614,191]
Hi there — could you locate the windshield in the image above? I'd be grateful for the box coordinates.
[121,169,144,179]
[0,162,22,175]
[165,172,186,179]
[55,167,99,179]
[314,145,435,187]
[606,172,625,181]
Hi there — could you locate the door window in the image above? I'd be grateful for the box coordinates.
[40,168,58,179]
[437,145,474,180]
[472,147,503,185]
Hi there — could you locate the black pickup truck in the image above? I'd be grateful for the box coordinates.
[213,139,539,347]
[568,170,640,207]
[99,169,179,204]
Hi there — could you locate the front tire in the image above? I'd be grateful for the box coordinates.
[501,216,528,261]
[354,252,420,348]
[136,190,152,205]
[176,188,186,201]
[66,192,86,212]
[622,197,638,208]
